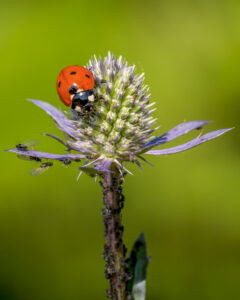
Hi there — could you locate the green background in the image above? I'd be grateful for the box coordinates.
[1,0,240,299]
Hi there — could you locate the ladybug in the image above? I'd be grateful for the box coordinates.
[56,66,95,110]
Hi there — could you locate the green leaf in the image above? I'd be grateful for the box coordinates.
[127,233,149,300]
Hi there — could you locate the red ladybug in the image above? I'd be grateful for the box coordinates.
[56,66,95,107]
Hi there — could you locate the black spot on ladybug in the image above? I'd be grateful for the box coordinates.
[85,74,90,78]
[70,71,76,75]
[58,81,61,87]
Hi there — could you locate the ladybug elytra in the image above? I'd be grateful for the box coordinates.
[56,65,95,108]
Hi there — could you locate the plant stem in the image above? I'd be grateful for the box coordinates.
[101,166,129,300]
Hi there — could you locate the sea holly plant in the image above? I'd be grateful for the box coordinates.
[7,52,232,300]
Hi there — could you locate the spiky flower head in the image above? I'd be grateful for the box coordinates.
[66,53,157,168]
[7,52,232,176]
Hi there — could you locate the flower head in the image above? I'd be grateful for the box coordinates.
[7,52,232,177]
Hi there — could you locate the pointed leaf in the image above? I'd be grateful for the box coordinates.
[145,128,233,155]
[127,233,149,300]
[140,121,210,152]
[6,149,85,161]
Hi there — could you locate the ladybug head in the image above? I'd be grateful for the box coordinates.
[71,90,94,110]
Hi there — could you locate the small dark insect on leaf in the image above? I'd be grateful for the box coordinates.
[16,144,27,151]
[16,140,39,151]
[62,159,71,166]
[41,162,53,167]
[17,155,41,162]
[31,156,41,162]
[30,162,53,176]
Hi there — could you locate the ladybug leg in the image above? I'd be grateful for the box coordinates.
[84,102,93,109]
[92,89,105,103]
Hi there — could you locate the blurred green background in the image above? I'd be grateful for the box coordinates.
[1,0,240,299]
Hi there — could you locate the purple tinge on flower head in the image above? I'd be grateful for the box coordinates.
[145,128,232,156]
[94,159,113,173]
[79,159,113,176]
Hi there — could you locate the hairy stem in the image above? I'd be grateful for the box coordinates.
[101,167,130,300]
